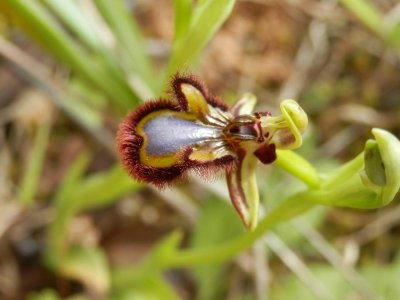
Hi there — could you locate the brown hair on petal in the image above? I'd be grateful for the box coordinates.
[191,155,238,182]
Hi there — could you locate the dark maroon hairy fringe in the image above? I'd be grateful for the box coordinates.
[117,99,190,187]
[117,96,237,187]
[171,73,230,112]
[192,155,237,182]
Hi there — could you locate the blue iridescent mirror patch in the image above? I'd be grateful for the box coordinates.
[143,116,221,155]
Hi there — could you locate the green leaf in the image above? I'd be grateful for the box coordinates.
[46,152,91,267]
[111,274,179,300]
[0,0,137,109]
[339,0,384,36]
[70,165,142,212]
[339,0,400,48]
[112,232,182,300]
[191,198,244,300]
[59,245,110,294]
[60,95,103,130]
[387,24,400,47]
[166,0,236,76]
[113,230,183,291]
[19,122,51,206]
[272,256,400,300]
[361,254,400,299]
[274,207,328,251]
[47,157,140,269]
[93,0,157,97]
[53,151,91,209]
[28,289,60,300]
[173,0,192,44]
[43,0,104,51]
[271,264,353,300]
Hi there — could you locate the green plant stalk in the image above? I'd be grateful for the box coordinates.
[339,0,400,48]
[275,149,321,189]
[19,122,51,207]
[47,152,91,266]
[161,193,315,268]
[322,152,364,190]
[339,0,384,36]
[158,149,377,268]
[160,178,372,268]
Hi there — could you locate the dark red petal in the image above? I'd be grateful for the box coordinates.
[253,143,277,164]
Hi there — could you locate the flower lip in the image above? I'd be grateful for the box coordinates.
[117,75,237,188]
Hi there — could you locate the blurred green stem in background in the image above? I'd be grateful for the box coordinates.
[161,195,315,268]
[166,0,236,77]
[150,128,400,268]
[19,122,51,207]
[340,0,400,48]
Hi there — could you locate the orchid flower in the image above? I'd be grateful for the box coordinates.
[117,74,308,230]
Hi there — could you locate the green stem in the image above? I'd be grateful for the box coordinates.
[322,152,364,190]
[275,149,321,189]
[162,194,315,268]
[19,122,51,206]
[339,0,384,37]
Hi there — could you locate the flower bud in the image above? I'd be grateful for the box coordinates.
[320,128,400,209]
[360,128,400,206]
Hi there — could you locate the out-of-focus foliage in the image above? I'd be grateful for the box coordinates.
[191,198,244,299]
[273,255,400,300]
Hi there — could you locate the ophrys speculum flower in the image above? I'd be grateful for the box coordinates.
[117,74,308,230]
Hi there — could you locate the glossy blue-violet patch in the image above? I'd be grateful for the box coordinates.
[143,116,221,155]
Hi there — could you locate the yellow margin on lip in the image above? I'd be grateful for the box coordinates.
[136,110,199,168]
